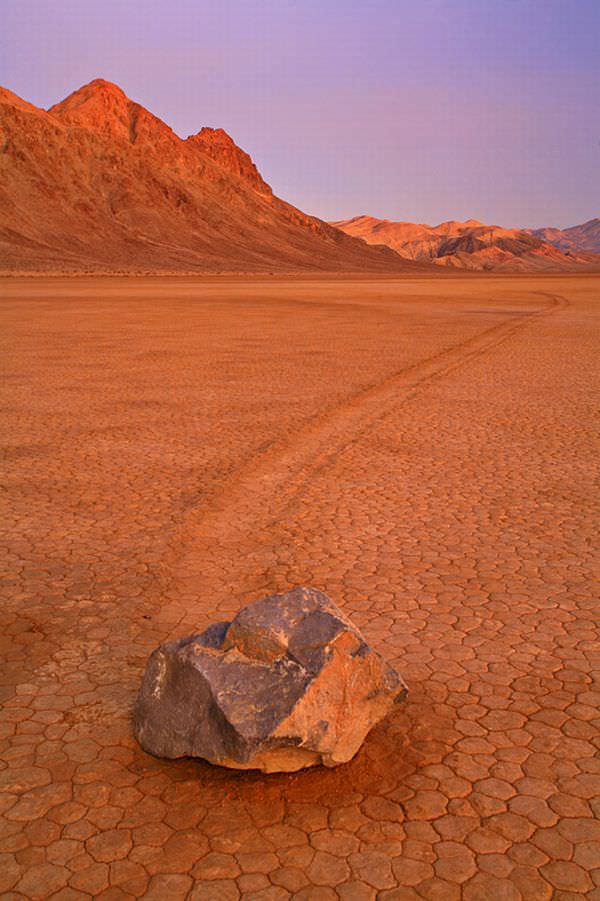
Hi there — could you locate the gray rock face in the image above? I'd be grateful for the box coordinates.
[133,587,407,773]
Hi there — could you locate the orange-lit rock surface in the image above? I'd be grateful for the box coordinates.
[1,273,598,898]
[0,80,411,274]
[333,215,600,271]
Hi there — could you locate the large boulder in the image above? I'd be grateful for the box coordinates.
[133,587,407,773]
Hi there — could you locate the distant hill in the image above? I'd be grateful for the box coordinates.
[332,215,600,271]
[0,79,414,273]
[528,219,600,255]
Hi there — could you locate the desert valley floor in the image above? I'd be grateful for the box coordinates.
[1,273,599,900]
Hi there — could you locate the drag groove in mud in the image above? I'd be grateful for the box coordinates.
[163,292,567,622]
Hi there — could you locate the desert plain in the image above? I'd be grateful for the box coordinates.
[1,271,599,900]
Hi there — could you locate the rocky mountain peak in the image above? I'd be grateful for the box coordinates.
[48,78,176,146]
[187,126,272,194]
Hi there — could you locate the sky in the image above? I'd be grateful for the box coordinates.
[1,0,599,228]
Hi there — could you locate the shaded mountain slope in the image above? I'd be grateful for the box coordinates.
[0,79,411,273]
[529,219,600,255]
[332,215,599,271]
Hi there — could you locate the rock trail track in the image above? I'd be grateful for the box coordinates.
[163,291,567,625]
[0,275,598,900]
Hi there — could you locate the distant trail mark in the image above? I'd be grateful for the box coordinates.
[159,292,568,628]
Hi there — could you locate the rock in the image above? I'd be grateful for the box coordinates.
[133,587,407,773]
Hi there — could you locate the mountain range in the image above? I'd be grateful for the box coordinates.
[0,79,408,273]
[0,78,597,274]
[332,216,600,272]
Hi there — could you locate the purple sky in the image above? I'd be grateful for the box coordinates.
[2,0,599,228]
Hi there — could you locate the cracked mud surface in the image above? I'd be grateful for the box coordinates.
[1,274,598,899]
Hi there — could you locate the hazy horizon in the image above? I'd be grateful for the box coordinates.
[2,0,599,229]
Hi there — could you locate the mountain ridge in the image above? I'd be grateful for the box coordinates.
[0,79,413,273]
